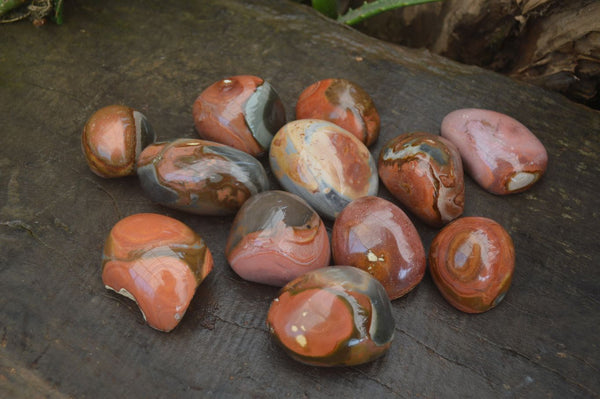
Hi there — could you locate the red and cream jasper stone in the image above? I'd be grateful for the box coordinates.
[226,191,330,286]
[378,132,465,227]
[429,216,515,313]
[102,213,213,332]
[332,196,426,300]
[295,78,380,146]
[267,266,394,366]
[441,108,548,195]
[82,105,155,178]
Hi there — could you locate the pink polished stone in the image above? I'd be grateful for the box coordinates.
[331,196,426,300]
[225,190,331,286]
[441,108,548,195]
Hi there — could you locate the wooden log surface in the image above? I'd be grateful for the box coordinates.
[0,0,599,397]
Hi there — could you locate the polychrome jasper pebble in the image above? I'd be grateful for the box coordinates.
[269,119,379,219]
[332,196,426,300]
[266,266,394,366]
[226,191,330,286]
[193,75,286,157]
[137,139,269,215]
[295,79,380,146]
[441,108,548,194]
[378,132,465,227]
[102,213,213,332]
[429,216,515,313]
[82,105,155,178]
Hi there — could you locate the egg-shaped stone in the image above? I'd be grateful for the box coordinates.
[193,75,286,157]
[137,139,269,215]
[378,132,465,227]
[102,213,213,332]
[429,216,515,313]
[269,119,378,219]
[225,190,330,286]
[295,79,380,146]
[441,108,548,194]
[82,105,155,178]
[267,266,394,366]
[332,196,426,300]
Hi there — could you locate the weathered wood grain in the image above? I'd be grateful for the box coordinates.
[0,1,599,398]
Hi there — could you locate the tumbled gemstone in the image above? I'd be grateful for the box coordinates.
[102,213,213,331]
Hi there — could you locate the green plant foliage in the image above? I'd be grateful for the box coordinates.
[311,0,338,18]
[340,0,442,25]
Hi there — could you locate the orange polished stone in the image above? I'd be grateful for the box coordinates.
[296,79,380,146]
[102,213,213,331]
[332,196,426,300]
[82,105,154,178]
[266,266,394,366]
[429,216,515,313]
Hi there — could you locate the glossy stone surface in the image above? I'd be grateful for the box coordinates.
[82,104,155,178]
[295,79,380,146]
[225,191,330,286]
[102,213,213,332]
[429,216,515,313]
[378,132,465,227]
[266,266,394,366]
[332,196,426,300]
[441,108,548,195]
[193,75,286,157]
[269,119,379,219]
[137,138,269,215]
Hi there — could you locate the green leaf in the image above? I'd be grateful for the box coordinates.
[311,0,338,19]
[0,0,27,17]
[338,0,443,25]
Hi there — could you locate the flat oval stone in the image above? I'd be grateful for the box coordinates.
[269,119,379,219]
[429,216,515,313]
[82,105,155,178]
[102,213,213,332]
[193,75,286,157]
[137,139,269,215]
[295,79,380,146]
[441,108,548,194]
[266,266,394,366]
[378,132,465,227]
[332,196,426,300]
[225,190,330,286]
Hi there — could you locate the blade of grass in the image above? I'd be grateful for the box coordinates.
[338,0,443,25]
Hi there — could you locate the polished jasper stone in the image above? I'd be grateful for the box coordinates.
[225,190,330,286]
[193,75,286,157]
[137,139,269,215]
[266,266,394,367]
[82,104,155,178]
[378,132,465,227]
[295,78,380,146]
[102,213,213,332]
[441,108,548,195]
[429,216,515,313]
[269,119,378,219]
[332,196,426,300]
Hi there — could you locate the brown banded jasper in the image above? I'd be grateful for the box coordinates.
[137,139,269,215]
[295,78,380,146]
[102,213,213,332]
[378,132,465,227]
[428,216,515,313]
[332,196,426,300]
[226,191,330,287]
[193,75,286,157]
[266,266,394,367]
[82,105,155,178]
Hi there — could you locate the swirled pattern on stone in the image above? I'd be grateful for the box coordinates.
[137,139,269,215]
[428,216,515,313]
[269,119,378,219]
[267,266,394,366]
